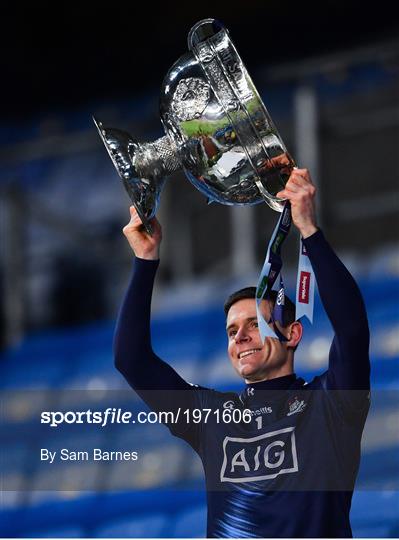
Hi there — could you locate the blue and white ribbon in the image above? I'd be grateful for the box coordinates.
[255,201,315,342]
[255,201,291,342]
[295,238,315,323]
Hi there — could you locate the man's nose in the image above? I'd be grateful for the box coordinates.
[235,327,250,343]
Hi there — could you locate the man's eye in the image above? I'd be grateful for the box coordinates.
[229,330,236,338]
[251,321,258,328]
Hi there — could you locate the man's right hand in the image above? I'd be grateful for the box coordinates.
[123,206,162,260]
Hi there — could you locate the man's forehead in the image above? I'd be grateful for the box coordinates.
[226,298,257,325]
[226,298,272,327]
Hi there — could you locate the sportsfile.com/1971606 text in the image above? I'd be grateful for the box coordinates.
[40,407,252,427]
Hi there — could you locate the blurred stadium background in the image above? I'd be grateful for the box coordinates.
[1,2,398,538]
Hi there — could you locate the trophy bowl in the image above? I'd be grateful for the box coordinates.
[94,18,295,233]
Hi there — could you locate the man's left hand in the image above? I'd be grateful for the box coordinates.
[276,168,318,239]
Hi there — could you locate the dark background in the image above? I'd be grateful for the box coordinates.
[3,1,399,122]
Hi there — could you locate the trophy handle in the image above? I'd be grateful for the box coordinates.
[187,18,223,49]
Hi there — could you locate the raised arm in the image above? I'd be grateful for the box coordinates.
[114,207,196,409]
[302,230,370,390]
[277,170,370,391]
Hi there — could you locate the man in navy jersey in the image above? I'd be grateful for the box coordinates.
[114,168,370,538]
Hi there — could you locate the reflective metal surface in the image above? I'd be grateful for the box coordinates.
[94,18,294,233]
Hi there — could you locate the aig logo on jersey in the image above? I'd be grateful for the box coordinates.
[220,427,298,483]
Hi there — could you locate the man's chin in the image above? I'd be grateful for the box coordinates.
[239,364,257,378]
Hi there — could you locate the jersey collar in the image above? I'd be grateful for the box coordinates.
[240,374,305,404]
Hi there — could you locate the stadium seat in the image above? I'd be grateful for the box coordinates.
[171,505,207,538]
[21,525,85,538]
[92,512,169,538]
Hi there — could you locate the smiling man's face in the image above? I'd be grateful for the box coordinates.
[226,298,294,383]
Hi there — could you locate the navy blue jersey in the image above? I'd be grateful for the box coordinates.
[114,229,370,538]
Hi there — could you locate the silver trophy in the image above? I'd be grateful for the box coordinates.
[94,18,294,234]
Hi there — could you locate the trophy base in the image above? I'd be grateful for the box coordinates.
[93,117,180,235]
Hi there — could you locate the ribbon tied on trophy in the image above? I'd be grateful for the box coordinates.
[93,18,315,341]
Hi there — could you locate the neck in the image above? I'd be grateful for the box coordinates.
[243,373,298,393]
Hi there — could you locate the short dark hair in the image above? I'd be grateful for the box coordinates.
[223,286,296,328]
